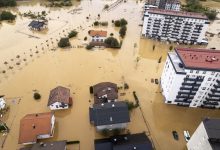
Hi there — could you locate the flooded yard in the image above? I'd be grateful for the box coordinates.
[0,0,220,150]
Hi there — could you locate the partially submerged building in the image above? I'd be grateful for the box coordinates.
[161,48,220,108]
[187,118,220,150]
[28,20,48,31]
[48,86,72,110]
[89,101,130,131]
[91,82,118,104]
[19,112,55,145]
[145,0,180,11]
[20,140,67,150]
[142,9,209,44]
[95,132,153,150]
[89,30,107,47]
[0,95,6,110]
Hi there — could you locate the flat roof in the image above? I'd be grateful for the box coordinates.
[147,8,207,19]
[175,48,220,71]
[19,112,53,144]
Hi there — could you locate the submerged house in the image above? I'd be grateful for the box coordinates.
[91,82,118,104]
[18,112,55,145]
[89,101,130,131]
[95,132,153,150]
[20,140,67,150]
[28,20,48,31]
[89,30,107,47]
[48,86,73,110]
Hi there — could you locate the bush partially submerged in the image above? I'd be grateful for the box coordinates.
[119,25,127,38]
[33,92,41,100]
[0,11,16,21]
[114,18,128,27]
[58,38,71,48]
[68,30,78,38]
[104,37,120,48]
[86,44,94,50]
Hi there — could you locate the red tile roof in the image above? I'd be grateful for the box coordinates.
[89,30,107,37]
[175,48,220,71]
[19,112,54,144]
[148,8,207,19]
[48,86,71,106]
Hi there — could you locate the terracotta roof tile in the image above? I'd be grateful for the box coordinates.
[19,112,54,144]
[89,30,107,37]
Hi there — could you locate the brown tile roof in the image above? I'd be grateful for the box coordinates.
[89,30,107,37]
[48,86,71,106]
[93,82,118,104]
[19,112,54,144]
[148,8,207,19]
[175,48,220,71]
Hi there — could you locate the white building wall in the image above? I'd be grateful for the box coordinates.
[49,102,69,110]
[187,123,213,150]
[91,36,106,42]
[96,123,128,131]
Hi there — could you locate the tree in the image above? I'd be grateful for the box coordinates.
[120,18,127,26]
[58,38,70,48]
[0,11,16,21]
[205,10,217,20]
[94,21,99,26]
[33,92,41,100]
[114,20,121,27]
[104,4,109,9]
[169,45,173,51]
[153,44,155,51]
[0,0,16,7]
[158,56,162,63]
[68,30,78,38]
[104,37,120,48]
[119,25,127,38]
[86,44,93,50]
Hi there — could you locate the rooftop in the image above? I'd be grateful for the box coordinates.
[93,82,118,104]
[89,30,107,37]
[95,133,153,150]
[175,48,220,71]
[89,101,130,126]
[19,112,53,144]
[203,118,220,150]
[147,8,207,19]
[28,20,46,29]
[48,86,71,106]
[168,52,186,74]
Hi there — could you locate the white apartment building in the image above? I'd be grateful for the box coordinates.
[161,48,220,108]
[187,118,220,150]
[142,9,210,44]
[145,0,180,11]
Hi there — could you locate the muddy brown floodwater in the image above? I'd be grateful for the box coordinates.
[0,0,220,150]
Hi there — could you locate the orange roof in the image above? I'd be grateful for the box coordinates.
[89,30,107,37]
[175,48,220,71]
[19,112,54,144]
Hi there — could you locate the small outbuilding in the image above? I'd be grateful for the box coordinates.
[0,95,6,110]
[28,20,48,31]
[48,86,72,110]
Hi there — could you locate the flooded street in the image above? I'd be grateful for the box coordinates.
[1,0,220,150]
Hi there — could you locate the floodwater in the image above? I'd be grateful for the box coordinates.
[0,0,220,150]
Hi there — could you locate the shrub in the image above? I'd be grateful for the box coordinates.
[94,21,99,26]
[104,4,109,9]
[205,10,217,20]
[101,129,109,136]
[119,25,127,38]
[0,0,16,7]
[104,37,120,48]
[86,44,93,50]
[110,33,114,36]
[100,21,108,26]
[120,18,127,26]
[33,92,41,100]
[58,38,70,48]
[125,100,138,111]
[0,11,16,21]
[68,30,78,38]
[114,20,121,27]
[84,36,87,41]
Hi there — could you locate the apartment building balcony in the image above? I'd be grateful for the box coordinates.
[208,93,220,98]
[175,99,191,103]
[216,80,220,84]
[201,105,216,109]
[177,103,190,107]
[213,84,220,89]
[211,89,220,94]
[206,97,220,102]
[203,101,219,106]
[176,95,194,99]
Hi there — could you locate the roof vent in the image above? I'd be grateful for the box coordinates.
[32,124,36,129]
[110,117,113,122]
[112,104,115,107]
[114,138,117,142]
[178,63,183,68]
[101,103,104,106]
[133,147,137,149]
[124,136,128,140]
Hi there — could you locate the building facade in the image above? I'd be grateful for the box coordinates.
[142,9,209,44]
[145,0,180,11]
[187,118,220,150]
[161,48,220,108]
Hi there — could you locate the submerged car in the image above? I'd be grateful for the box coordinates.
[172,131,179,140]
[184,130,190,142]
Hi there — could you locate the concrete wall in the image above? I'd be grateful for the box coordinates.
[187,123,213,150]
[96,123,128,131]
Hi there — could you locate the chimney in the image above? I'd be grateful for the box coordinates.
[32,124,36,129]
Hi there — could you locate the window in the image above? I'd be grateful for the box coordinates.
[203,71,206,74]
[202,87,206,90]
[196,70,199,74]
[208,78,212,81]
[190,70,193,73]
[211,72,215,75]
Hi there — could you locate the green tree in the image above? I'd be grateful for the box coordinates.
[120,18,127,26]
[169,45,173,51]
[0,11,16,21]
[33,92,41,100]
[104,37,120,48]
[94,21,99,26]
[158,56,162,63]
[114,20,121,27]
[68,30,78,38]
[119,25,127,38]
[0,0,16,7]
[58,38,71,48]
